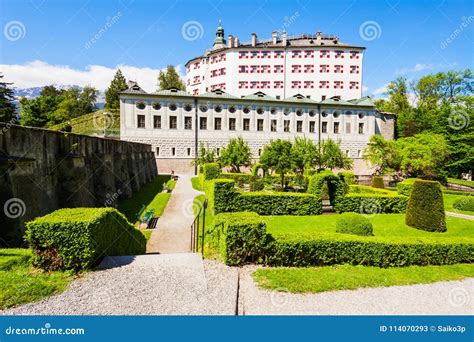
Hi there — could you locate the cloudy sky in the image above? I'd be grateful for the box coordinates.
[1,0,473,96]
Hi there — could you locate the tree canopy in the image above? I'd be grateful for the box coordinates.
[105,69,128,110]
[0,74,17,123]
[260,139,293,188]
[219,136,252,173]
[158,65,185,91]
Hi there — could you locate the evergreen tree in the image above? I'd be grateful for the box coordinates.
[158,65,185,91]
[0,74,17,123]
[105,69,128,110]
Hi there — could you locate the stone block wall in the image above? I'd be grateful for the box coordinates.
[0,124,157,247]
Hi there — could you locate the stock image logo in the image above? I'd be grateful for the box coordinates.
[359,20,382,41]
[3,198,26,219]
[181,21,204,41]
[4,20,26,41]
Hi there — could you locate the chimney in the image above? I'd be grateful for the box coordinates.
[234,36,239,47]
[272,31,278,44]
[251,33,257,47]
[316,31,322,45]
[228,35,234,48]
[282,32,287,46]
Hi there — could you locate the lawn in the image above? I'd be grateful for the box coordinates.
[0,249,72,309]
[252,263,474,294]
[118,175,172,223]
[443,193,473,216]
[265,214,474,244]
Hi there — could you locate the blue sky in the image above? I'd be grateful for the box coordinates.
[0,0,473,96]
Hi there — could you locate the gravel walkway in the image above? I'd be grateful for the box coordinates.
[239,266,474,315]
[446,211,474,220]
[1,255,238,315]
[147,175,203,253]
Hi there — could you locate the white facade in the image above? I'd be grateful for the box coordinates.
[186,30,364,101]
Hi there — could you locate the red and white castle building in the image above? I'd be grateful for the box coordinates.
[185,23,364,100]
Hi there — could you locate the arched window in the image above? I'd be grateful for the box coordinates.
[136,101,146,110]
[152,102,161,110]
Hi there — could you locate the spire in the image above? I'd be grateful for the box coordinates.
[213,19,226,49]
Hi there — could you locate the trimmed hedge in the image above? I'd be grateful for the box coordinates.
[211,212,473,267]
[203,163,221,180]
[220,172,252,186]
[336,213,373,236]
[338,171,356,186]
[334,193,408,214]
[209,212,269,266]
[25,208,146,271]
[453,197,474,212]
[249,176,265,192]
[213,179,322,215]
[307,171,346,204]
[397,178,421,196]
[406,180,446,232]
[371,176,385,189]
[349,185,394,195]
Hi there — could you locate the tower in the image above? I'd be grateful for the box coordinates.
[213,20,226,50]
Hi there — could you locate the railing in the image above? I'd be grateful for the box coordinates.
[190,199,208,253]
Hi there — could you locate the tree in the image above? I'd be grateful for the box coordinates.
[291,136,317,174]
[158,65,185,91]
[105,69,128,110]
[259,139,293,188]
[193,143,216,166]
[364,135,400,176]
[0,74,17,123]
[219,137,252,173]
[314,139,353,171]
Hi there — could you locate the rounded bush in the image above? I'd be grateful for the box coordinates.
[453,197,474,212]
[336,213,373,236]
[371,176,385,189]
[405,180,446,232]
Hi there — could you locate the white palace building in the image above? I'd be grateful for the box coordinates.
[120,24,395,175]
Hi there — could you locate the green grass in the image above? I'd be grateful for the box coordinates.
[265,214,474,244]
[448,178,474,188]
[117,175,171,223]
[141,230,152,241]
[444,193,474,216]
[252,263,474,294]
[0,249,72,309]
[191,176,203,191]
[49,109,120,137]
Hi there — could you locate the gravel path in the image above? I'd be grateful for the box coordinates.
[147,175,203,253]
[446,211,474,220]
[239,266,474,315]
[1,255,238,315]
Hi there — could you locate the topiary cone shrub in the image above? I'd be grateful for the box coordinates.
[405,180,446,232]
[371,176,385,189]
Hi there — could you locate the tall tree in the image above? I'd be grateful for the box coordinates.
[193,143,217,166]
[313,139,352,171]
[0,74,17,123]
[158,65,185,91]
[105,69,128,110]
[219,136,252,173]
[260,139,293,188]
[291,136,317,174]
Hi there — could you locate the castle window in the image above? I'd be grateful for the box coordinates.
[169,116,177,129]
[187,148,191,156]
[257,107,264,115]
[257,119,264,131]
[309,121,315,133]
[309,110,316,117]
[334,122,340,134]
[358,123,364,134]
[243,107,251,114]
[345,123,351,134]
[152,102,161,110]
[283,120,290,132]
[171,147,176,156]
[335,65,343,73]
[214,117,222,130]
[184,116,192,130]
[274,51,284,58]
[271,119,277,132]
[200,117,207,130]
[214,105,222,113]
[136,101,146,110]
[137,115,145,128]
[228,105,237,114]
[321,121,328,133]
[333,111,340,118]
[335,50,344,58]
[184,104,192,112]
[169,103,177,111]
[243,118,250,131]
[229,118,236,131]
[156,147,160,156]
[250,51,259,59]
[296,121,303,132]
[239,65,248,73]
[350,51,360,59]
[200,105,208,112]
[292,50,302,58]
[304,50,314,58]
[358,112,365,119]
[153,115,161,129]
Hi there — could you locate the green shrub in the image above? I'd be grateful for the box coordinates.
[251,163,266,177]
[307,171,346,204]
[371,176,385,189]
[349,185,394,195]
[213,179,322,215]
[209,212,270,266]
[336,213,373,236]
[397,178,421,196]
[220,172,252,186]
[338,171,356,186]
[203,163,221,180]
[249,176,265,192]
[406,180,446,232]
[453,197,474,212]
[334,193,408,214]
[25,208,146,271]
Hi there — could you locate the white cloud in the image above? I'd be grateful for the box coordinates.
[372,84,388,96]
[0,60,183,93]
[396,62,457,75]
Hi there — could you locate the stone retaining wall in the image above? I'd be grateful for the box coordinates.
[0,124,157,247]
